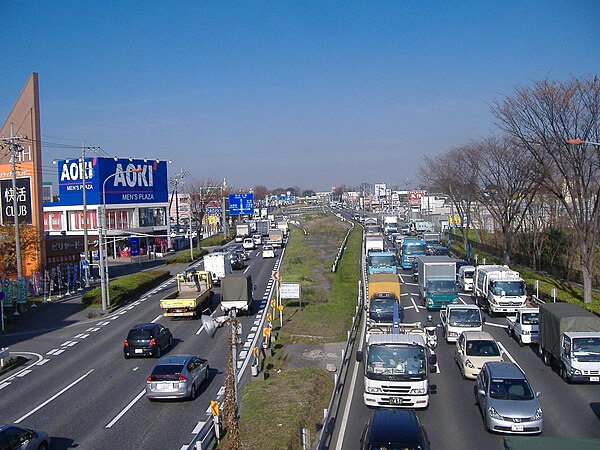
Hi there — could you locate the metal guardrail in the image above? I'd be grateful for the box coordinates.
[332,214,355,273]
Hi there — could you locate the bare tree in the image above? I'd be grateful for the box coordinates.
[469,136,541,264]
[186,179,226,248]
[252,185,269,205]
[492,76,600,303]
[420,145,478,253]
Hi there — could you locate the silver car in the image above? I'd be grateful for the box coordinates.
[474,361,543,434]
[146,355,209,400]
[0,424,50,450]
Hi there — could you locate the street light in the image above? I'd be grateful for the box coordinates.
[99,168,143,311]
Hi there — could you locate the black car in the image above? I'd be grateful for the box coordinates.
[230,253,244,270]
[411,260,419,282]
[124,323,173,359]
[360,409,430,450]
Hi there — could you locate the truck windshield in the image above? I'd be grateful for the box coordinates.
[492,281,525,296]
[464,270,474,280]
[402,244,427,255]
[572,338,600,362]
[427,280,457,295]
[449,309,481,326]
[521,313,539,325]
[369,298,400,323]
[367,345,426,378]
[490,378,534,400]
[368,255,396,268]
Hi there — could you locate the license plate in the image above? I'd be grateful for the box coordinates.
[158,382,172,390]
[591,376,599,382]
[389,397,403,405]
[511,424,524,432]
[135,349,143,354]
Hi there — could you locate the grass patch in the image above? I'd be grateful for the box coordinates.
[81,270,171,307]
[201,233,232,247]
[165,248,208,265]
[238,368,333,450]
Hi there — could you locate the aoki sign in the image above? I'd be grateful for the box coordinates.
[56,157,168,206]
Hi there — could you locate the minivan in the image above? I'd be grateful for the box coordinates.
[360,409,429,449]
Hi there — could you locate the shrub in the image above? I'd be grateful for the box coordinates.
[82,270,171,307]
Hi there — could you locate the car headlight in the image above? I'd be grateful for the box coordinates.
[367,386,382,394]
[531,408,543,421]
[488,407,503,420]
[465,359,475,369]
[448,331,457,336]
[410,387,426,395]
[573,368,582,375]
[426,298,433,304]
[522,330,530,335]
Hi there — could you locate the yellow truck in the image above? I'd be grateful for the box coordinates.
[160,270,214,318]
[367,273,403,335]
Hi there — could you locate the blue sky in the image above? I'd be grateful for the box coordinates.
[1,1,599,192]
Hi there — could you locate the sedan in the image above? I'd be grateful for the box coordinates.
[123,323,173,359]
[360,409,429,449]
[262,245,275,258]
[0,424,50,450]
[146,355,209,400]
[455,331,503,379]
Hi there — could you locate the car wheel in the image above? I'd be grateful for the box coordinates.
[37,443,48,450]
[205,366,210,381]
[473,386,479,405]
[190,384,197,400]
[560,364,571,383]
[155,346,161,358]
[542,349,551,366]
[517,334,524,347]
[124,352,131,359]
[169,336,173,348]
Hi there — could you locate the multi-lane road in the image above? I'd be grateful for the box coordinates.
[330,234,600,449]
[0,245,280,449]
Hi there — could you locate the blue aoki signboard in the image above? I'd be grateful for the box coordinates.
[55,157,169,206]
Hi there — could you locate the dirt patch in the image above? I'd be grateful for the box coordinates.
[285,342,346,372]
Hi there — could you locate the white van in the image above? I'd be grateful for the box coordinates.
[458,265,476,292]
[243,237,255,250]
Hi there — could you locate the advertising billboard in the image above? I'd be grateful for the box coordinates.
[56,157,169,206]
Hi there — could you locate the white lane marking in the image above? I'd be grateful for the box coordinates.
[400,292,410,297]
[497,342,523,371]
[239,350,248,359]
[54,349,65,355]
[236,360,243,369]
[486,321,508,329]
[15,369,94,423]
[243,341,251,348]
[100,322,110,326]
[253,320,260,325]
[47,349,59,355]
[251,326,258,332]
[66,341,78,347]
[16,370,32,377]
[151,314,163,323]
[85,327,96,332]
[133,367,139,371]
[247,333,255,340]
[90,327,101,332]
[243,265,251,274]
[196,324,206,335]
[410,297,420,312]
[36,359,50,366]
[0,382,11,390]
[217,386,225,397]
[105,389,146,428]
[79,334,90,339]
[192,421,206,434]
[60,341,74,347]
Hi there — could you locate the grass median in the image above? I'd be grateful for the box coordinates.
[237,213,361,449]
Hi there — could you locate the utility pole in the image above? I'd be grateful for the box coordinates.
[222,177,228,239]
[1,126,26,278]
[169,169,189,232]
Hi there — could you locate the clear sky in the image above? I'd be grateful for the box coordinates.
[1,1,599,192]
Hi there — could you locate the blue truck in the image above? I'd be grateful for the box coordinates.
[367,251,397,275]
[400,240,427,270]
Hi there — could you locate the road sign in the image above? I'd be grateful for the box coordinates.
[252,347,259,358]
[270,300,276,308]
[228,193,254,216]
[277,304,283,311]
[266,312,272,322]
[262,327,271,337]
[210,401,219,417]
[280,283,301,299]
[272,271,279,281]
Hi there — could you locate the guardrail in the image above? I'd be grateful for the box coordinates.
[332,214,355,273]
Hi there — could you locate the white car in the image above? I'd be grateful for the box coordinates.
[252,234,262,245]
[455,331,503,379]
[262,245,275,258]
[243,238,255,250]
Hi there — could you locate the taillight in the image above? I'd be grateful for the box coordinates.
[123,339,128,347]
[149,338,156,346]
[178,375,186,382]
[147,376,152,382]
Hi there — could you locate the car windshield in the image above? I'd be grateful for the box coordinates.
[369,298,400,322]
[572,338,600,362]
[449,310,481,326]
[128,330,151,339]
[492,281,525,296]
[403,244,427,255]
[489,378,534,400]
[463,270,474,280]
[366,345,425,376]
[466,340,500,357]
[521,313,539,325]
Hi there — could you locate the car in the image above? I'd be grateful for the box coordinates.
[474,361,543,434]
[242,237,255,250]
[411,260,419,282]
[360,409,430,449]
[0,424,50,450]
[232,248,249,261]
[123,323,173,359]
[234,235,244,243]
[262,245,275,258]
[230,253,244,270]
[146,355,209,400]
[455,331,503,379]
[252,234,262,245]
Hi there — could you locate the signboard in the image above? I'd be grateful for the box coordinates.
[210,401,219,417]
[0,177,32,224]
[228,193,254,216]
[206,207,221,216]
[129,237,140,256]
[408,190,425,206]
[56,157,169,206]
[280,283,301,299]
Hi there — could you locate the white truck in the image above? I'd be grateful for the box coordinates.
[440,304,484,343]
[539,302,600,383]
[357,333,437,408]
[365,234,385,255]
[506,307,539,346]
[474,265,527,316]
[235,223,250,237]
[410,221,434,234]
[203,251,232,285]
[457,265,476,292]
[383,215,399,235]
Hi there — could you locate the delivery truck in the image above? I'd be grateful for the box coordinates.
[539,302,600,383]
[417,256,458,310]
[159,270,213,318]
[220,273,254,315]
[203,251,232,285]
